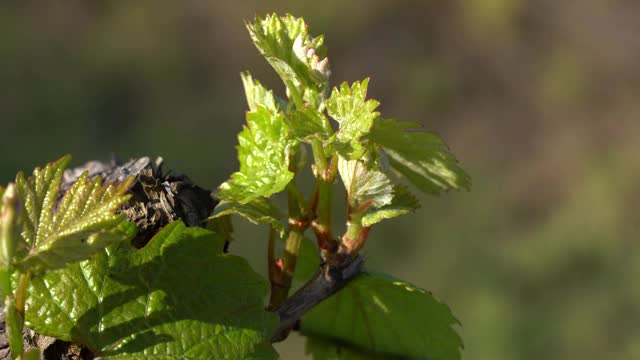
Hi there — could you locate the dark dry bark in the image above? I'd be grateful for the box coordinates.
[61,157,217,248]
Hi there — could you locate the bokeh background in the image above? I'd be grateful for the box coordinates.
[1,1,639,359]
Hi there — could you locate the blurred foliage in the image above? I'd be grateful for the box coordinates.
[1,1,639,359]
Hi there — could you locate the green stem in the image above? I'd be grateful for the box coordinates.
[285,80,304,110]
[4,272,29,360]
[0,183,18,302]
[0,269,11,303]
[283,227,304,283]
[312,179,335,257]
[340,211,371,255]
[0,184,23,359]
[268,164,310,309]
[15,272,29,316]
[267,227,281,310]
[310,140,339,257]
[5,296,24,359]
[310,139,328,175]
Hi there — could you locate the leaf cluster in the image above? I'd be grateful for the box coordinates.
[0,13,471,360]
[215,14,470,235]
[212,13,470,360]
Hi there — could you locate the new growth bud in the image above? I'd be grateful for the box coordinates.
[292,34,331,82]
[0,184,19,269]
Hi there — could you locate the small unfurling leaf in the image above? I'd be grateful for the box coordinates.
[338,157,392,210]
[327,79,379,159]
[339,158,419,226]
[361,185,419,227]
[247,14,329,105]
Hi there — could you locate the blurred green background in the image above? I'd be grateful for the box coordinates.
[1,1,639,359]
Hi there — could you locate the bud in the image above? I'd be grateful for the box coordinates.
[0,184,19,269]
[293,35,307,63]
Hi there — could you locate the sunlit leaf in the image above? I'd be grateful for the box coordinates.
[302,273,463,359]
[27,221,279,359]
[326,79,379,159]
[13,155,134,273]
[242,71,279,114]
[338,157,392,210]
[369,118,471,194]
[217,107,297,204]
[247,14,329,104]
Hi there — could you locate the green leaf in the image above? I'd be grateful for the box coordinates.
[247,14,329,102]
[338,157,393,210]
[284,107,332,142]
[217,106,297,204]
[338,158,418,226]
[361,185,420,227]
[13,155,134,273]
[305,336,396,360]
[326,79,379,159]
[26,221,279,359]
[301,273,463,360]
[242,71,279,114]
[369,119,471,194]
[211,197,285,237]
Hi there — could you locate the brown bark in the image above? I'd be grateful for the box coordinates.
[271,254,364,342]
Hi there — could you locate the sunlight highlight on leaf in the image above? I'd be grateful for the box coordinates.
[13,155,134,273]
[302,273,463,359]
[369,118,471,194]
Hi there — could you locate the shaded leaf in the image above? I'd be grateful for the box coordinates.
[26,221,279,359]
[301,273,463,360]
[211,197,285,237]
[13,155,134,273]
[305,336,397,360]
[284,107,332,142]
[369,119,470,194]
[217,107,297,204]
[327,79,379,159]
